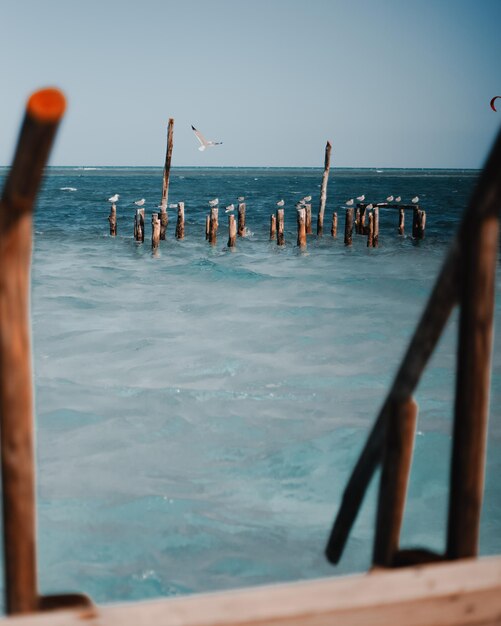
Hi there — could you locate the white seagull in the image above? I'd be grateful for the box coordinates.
[191,125,223,151]
[412,196,419,204]
[108,194,119,203]
[225,204,235,213]
[134,198,146,207]
[395,196,401,202]
[208,198,219,207]
[346,199,354,206]
[302,195,312,203]
[356,194,365,202]
[168,203,178,209]
[386,195,394,202]
[237,196,245,202]
[366,203,374,210]
[276,199,285,207]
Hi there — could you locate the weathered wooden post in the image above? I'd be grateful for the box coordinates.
[209,207,218,245]
[305,204,312,235]
[398,208,405,235]
[228,214,236,248]
[277,208,285,246]
[205,214,210,240]
[360,205,367,234]
[344,208,353,246]
[374,206,380,247]
[108,204,117,236]
[367,212,374,247]
[297,208,306,248]
[175,202,185,240]
[151,213,160,248]
[134,208,145,242]
[417,210,426,239]
[412,207,419,238]
[355,207,361,234]
[159,207,168,240]
[237,202,246,236]
[331,212,338,237]
[270,214,276,240]
[317,140,332,236]
[160,118,174,210]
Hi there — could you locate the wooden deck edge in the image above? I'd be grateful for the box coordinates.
[3,556,501,626]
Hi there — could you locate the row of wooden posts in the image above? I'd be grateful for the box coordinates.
[108,201,427,249]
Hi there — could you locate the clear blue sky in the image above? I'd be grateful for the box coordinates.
[1,0,500,168]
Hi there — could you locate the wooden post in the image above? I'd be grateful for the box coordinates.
[297,208,306,248]
[367,212,374,247]
[151,213,160,248]
[317,140,332,236]
[412,207,419,238]
[360,205,367,234]
[270,214,276,240]
[305,204,312,235]
[276,208,285,246]
[398,208,405,235]
[134,209,145,242]
[374,206,380,247]
[355,207,361,234]
[228,214,236,248]
[331,212,337,237]
[209,207,218,245]
[0,88,66,614]
[237,202,246,237]
[373,398,418,567]
[417,210,426,239]
[160,118,174,210]
[108,204,117,236]
[175,202,185,240]
[205,214,210,240]
[344,207,353,246]
[159,207,168,240]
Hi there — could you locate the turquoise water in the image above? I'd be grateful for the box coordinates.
[1,166,500,608]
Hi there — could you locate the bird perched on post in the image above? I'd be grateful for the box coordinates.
[412,196,419,204]
[134,198,145,207]
[302,195,312,203]
[208,198,219,207]
[225,204,235,213]
[386,195,394,202]
[108,194,119,203]
[346,199,354,206]
[276,199,285,207]
[237,196,245,202]
[356,194,365,202]
[395,196,401,203]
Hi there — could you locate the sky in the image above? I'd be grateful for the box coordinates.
[1,0,500,168]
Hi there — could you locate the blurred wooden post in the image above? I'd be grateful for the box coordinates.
[344,208,353,246]
[151,213,160,248]
[398,208,405,235]
[297,208,306,248]
[108,204,117,236]
[160,118,174,210]
[209,207,218,245]
[412,207,419,238]
[277,208,285,246]
[205,214,210,240]
[331,212,337,237]
[355,207,361,234]
[373,398,418,567]
[374,206,380,247]
[367,212,374,247]
[228,214,236,248]
[0,88,66,614]
[237,202,246,236]
[159,207,168,240]
[134,209,145,242]
[417,210,426,239]
[175,202,185,240]
[360,205,367,234]
[305,204,312,235]
[270,214,276,240]
[317,140,332,236]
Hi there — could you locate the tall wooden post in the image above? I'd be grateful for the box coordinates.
[237,202,246,237]
[277,208,285,246]
[151,213,160,248]
[344,208,353,246]
[297,208,306,248]
[228,214,236,248]
[360,205,367,234]
[205,214,210,240]
[398,208,405,235]
[317,140,332,236]
[374,206,380,247]
[355,207,361,235]
[134,209,145,242]
[305,204,312,235]
[270,215,276,240]
[175,202,185,240]
[159,207,168,240]
[0,88,66,615]
[160,118,174,210]
[209,207,218,245]
[417,210,426,239]
[108,204,117,236]
[331,212,338,237]
[367,212,374,247]
[412,207,419,238]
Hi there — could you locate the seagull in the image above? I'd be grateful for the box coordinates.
[302,195,312,203]
[208,198,219,207]
[108,194,119,203]
[276,199,285,207]
[237,196,245,202]
[346,199,354,206]
[366,204,374,210]
[134,198,145,207]
[191,125,223,151]
[168,203,178,209]
[356,194,365,202]
[412,196,419,204]
[395,196,401,202]
[225,204,235,213]
[386,195,394,202]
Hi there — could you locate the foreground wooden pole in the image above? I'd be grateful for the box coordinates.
[360,205,366,234]
[317,140,332,236]
[331,212,337,237]
[297,208,306,248]
[269,215,276,240]
[374,206,380,247]
[160,118,174,210]
[159,207,168,240]
[373,398,418,567]
[412,207,419,238]
[237,202,246,237]
[205,214,210,240]
[355,208,361,234]
[0,88,64,615]
[398,208,405,235]
[209,207,218,245]
[108,204,117,236]
[175,202,185,240]
[305,204,312,235]
[344,208,353,246]
[134,209,145,242]
[276,208,285,246]
[151,213,160,249]
[228,214,236,248]
[417,210,426,239]
[367,212,374,248]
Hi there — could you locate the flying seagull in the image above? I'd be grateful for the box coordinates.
[191,125,223,151]
[108,194,119,203]
[412,196,419,204]
[134,198,146,207]
[276,199,285,207]
[386,195,394,202]
[208,198,219,207]
[346,199,354,206]
[356,194,365,202]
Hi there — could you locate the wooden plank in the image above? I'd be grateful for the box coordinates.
[2,557,501,626]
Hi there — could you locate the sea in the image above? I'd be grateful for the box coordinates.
[0,165,500,609]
